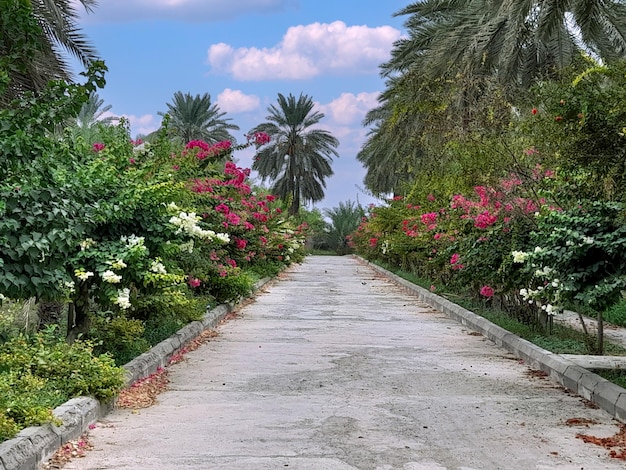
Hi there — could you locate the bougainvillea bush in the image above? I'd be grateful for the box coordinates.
[351,163,590,327]
[0,60,308,438]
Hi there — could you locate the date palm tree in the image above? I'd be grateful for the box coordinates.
[157,91,239,144]
[249,93,339,216]
[1,0,99,105]
[322,200,365,254]
[385,0,626,88]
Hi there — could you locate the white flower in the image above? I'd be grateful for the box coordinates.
[102,270,122,284]
[551,279,560,288]
[179,240,194,253]
[111,259,127,270]
[122,235,145,248]
[534,246,544,254]
[534,266,553,278]
[215,233,231,243]
[150,261,167,274]
[511,250,529,263]
[583,236,594,244]
[74,269,94,281]
[114,288,131,309]
[79,238,96,251]
[519,288,528,299]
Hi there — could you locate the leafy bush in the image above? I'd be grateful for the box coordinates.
[89,313,151,365]
[0,327,125,440]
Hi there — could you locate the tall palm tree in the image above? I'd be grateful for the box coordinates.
[386,0,626,89]
[249,93,340,216]
[1,0,99,105]
[157,91,239,144]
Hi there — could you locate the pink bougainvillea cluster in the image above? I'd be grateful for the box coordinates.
[349,167,556,301]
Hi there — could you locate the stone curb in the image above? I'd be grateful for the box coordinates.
[361,258,626,424]
[0,277,273,470]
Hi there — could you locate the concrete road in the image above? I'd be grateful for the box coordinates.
[62,256,625,469]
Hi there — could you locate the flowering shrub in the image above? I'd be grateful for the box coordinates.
[514,201,626,315]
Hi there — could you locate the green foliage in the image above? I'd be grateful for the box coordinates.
[520,201,626,313]
[0,327,125,439]
[604,299,626,327]
[0,327,125,399]
[319,200,365,254]
[89,313,151,365]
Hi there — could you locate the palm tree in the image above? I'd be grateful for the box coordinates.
[386,0,626,89]
[322,200,365,254]
[157,91,239,144]
[249,93,340,216]
[1,0,99,105]
[66,92,116,144]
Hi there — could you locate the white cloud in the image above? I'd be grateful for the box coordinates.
[125,114,159,137]
[76,0,298,23]
[207,21,401,80]
[217,89,261,114]
[319,92,380,126]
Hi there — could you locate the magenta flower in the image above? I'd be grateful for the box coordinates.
[480,285,495,298]
[251,132,270,145]
[92,142,105,152]
[450,253,460,265]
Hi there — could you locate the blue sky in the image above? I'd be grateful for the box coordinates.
[73,0,409,211]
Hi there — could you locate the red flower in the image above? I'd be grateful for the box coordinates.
[480,285,494,298]
[531,108,538,115]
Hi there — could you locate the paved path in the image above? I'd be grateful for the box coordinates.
[63,256,624,469]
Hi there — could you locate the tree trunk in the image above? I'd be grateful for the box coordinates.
[597,310,604,355]
[66,282,91,343]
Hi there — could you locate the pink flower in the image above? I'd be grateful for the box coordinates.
[421,212,438,230]
[215,203,230,214]
[429,285,436,292]
[92,142,105,152]
[188,277,201,288]
[251,132,270,145]
[480,285,494,298]
[450,253,460,265]
[236,239,248,250]
[226,212,241,225]
[228,259,237,268]
[474,211,498,229]
[427,194,436,202]
[129,158,136,164]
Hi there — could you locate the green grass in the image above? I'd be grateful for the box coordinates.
[604,298,626,327]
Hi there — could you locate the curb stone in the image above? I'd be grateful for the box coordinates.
[359,257,626,423]
[0,277,272,470]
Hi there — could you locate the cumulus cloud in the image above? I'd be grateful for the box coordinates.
[75,0,297,23]
[217,89,261,114]
[318,92,380,126]
[207,21,401,80]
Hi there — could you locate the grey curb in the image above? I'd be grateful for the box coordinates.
[0,277,272,470]
[360,257,626,423]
